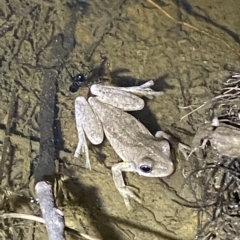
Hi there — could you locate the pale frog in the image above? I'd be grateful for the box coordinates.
[74,81,174,209]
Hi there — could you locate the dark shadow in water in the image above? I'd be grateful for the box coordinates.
[62,172,124,240]
[61,166,181,240]
[67,0,89,12]
[130,105,162,135]
[110,68,173,92]
[173,0,240,43]
[54,94,66,160]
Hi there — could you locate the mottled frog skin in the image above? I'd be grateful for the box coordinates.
[74,81,174,209]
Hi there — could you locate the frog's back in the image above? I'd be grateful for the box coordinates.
[89,97,152,159]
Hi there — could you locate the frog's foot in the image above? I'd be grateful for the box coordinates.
[117,80,163,99]
[187,138,210,160]
[155,131,171,140]
[74,129,91,170]
[177,143,191,160]
[118,187,142,210]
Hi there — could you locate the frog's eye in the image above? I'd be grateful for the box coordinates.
[139,165,152,173]
[139,157,154,173]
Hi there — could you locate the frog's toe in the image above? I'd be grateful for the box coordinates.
[85,158,91,170]
[155,131,171,140]
[123,197,132,210]
[119,187,142,210]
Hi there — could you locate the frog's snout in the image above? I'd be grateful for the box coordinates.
[153,160,174,177]
[161,161,174,176]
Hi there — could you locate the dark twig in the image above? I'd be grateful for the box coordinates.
[34,69,66,240]
[0,88,17,185]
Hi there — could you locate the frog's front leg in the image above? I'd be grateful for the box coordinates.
[112,162,142,210]
[74,97,104,169]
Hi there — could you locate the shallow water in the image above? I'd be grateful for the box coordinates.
[0,0,239,239]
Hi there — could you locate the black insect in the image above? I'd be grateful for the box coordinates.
[64,64,89,93]
[69,73,88,93]
[66,57,109,93]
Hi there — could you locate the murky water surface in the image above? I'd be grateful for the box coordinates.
[0,0,239,239]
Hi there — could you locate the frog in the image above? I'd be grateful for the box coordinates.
[74,80,174,209]
[192,121,240,159]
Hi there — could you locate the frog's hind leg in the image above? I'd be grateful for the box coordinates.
[90,80,162,111]
[115,80,163,99]
[90,84,145,111]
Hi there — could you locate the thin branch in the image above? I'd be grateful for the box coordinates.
[35,181,65,240]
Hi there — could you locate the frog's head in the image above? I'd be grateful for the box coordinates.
[136,138,174,177]
[136,156,174,177]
